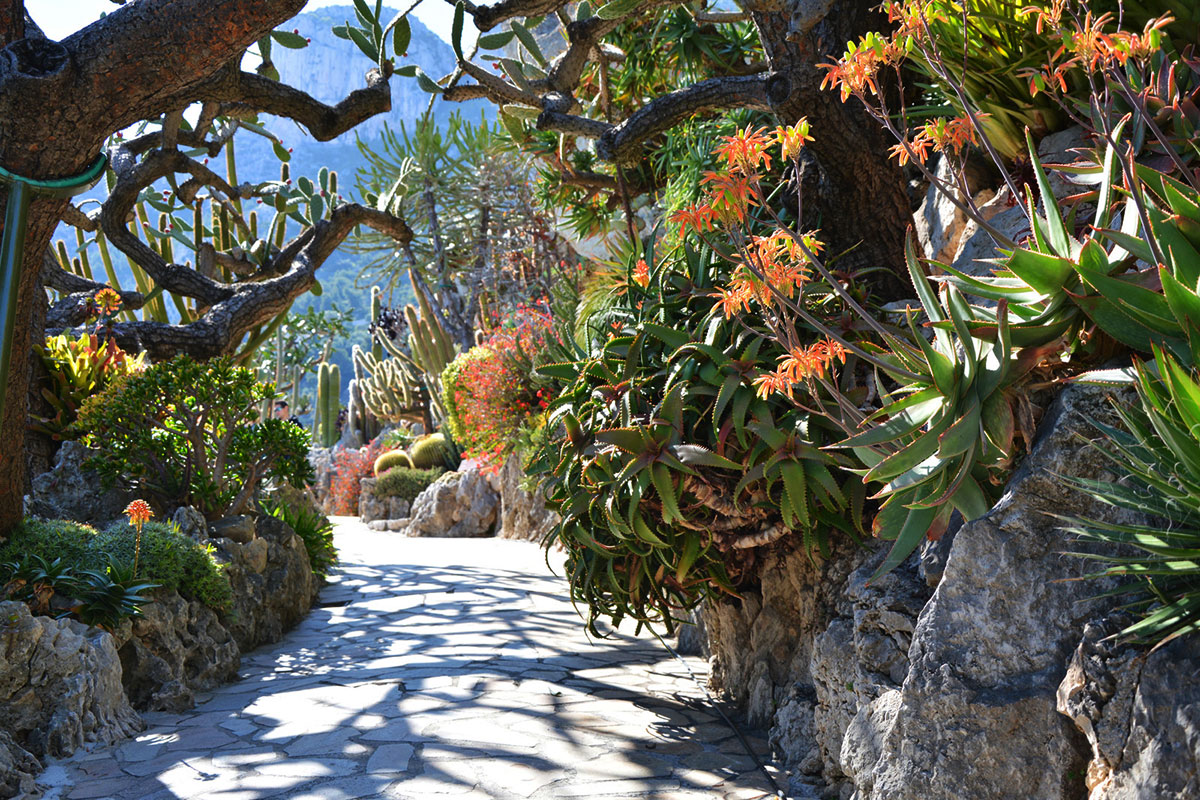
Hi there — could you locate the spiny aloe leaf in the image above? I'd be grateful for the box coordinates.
[1026,128,1073,257]
[869,496,937,583]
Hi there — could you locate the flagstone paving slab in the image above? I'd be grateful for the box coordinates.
[40,518,783,800]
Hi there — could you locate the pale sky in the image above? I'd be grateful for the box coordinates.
[29,0,461,45]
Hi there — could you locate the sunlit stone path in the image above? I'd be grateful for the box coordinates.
[40,518,782,800]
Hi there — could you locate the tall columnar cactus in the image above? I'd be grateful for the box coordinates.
[313,361,341,448]
[370,285,385,363]
[367,285,455,426]
[406,288,456,381]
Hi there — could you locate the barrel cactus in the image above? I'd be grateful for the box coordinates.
[408,432,457,469]
[373,448,414,477]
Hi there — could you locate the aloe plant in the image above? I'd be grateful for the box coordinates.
[939,128,1200,367]
[530,244,862,634]
[831,233,1053,580]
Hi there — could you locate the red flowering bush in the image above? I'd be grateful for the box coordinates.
[328,437,388,515]
[442,306,555,471]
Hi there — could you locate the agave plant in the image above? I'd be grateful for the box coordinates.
[1059,346,1200,643]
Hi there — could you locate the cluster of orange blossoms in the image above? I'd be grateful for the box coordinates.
[884,0,946,41]
[670,120,813,238]
[752,339,848,399]
[819,31,905,102]
[888,114,984,166]
[713,230,824,319]
[1022,10,1173,95]
[123,499,153,533]
[632,258,650,288]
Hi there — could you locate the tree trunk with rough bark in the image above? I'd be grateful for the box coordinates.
[751,0,910,276]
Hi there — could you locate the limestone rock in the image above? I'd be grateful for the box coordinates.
[359,476,387,523]
[0,601,142,760]
[1059,619,1200,799]
[24,441,131,525]
[867,383,1139,800]
[810,548,929,790]
[388,496,410,519]
[403,468,498,538]
[914,156,995,264]
[0,731,40,800]
[117,592,239,712]
[841,690,901,797]
[497,454,558,544]
[946,187,1029,279]
[209,515,256,543]
[171,505,207,539]
[217,515,319,652]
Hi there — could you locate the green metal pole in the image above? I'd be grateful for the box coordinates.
[0,180,30,425]
[0,153,107,427]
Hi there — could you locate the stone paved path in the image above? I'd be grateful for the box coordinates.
[41,519,783,800]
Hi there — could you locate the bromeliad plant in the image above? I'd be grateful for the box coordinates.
[1059,347,1200,643]
[32,288,147,441]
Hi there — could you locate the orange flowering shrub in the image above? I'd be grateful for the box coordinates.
[442,306,556,472]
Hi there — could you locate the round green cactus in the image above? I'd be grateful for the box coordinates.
[408,432,457,469]
[373,448,414,477]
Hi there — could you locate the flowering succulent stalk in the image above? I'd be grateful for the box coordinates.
[123,499,154,575]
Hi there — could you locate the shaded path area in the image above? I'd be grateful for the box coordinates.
[42,519,782,800]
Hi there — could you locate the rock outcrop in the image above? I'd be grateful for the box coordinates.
[700,382,1153,799]
[400,467,499,538]
[497,454,558,544]
[358,477,412,525]
[0,731,40,800]
[218,515,320,652]
[1059,618,1200,799]
[116,593,239,712]
[0,601,143,765]
[23,441,131,525]
[863,383,1136,800]
[116,514,319,712]
[702,541,931,798]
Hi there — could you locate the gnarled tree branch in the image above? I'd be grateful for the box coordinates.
[596,74,771,163]
[199,65,392,142]
[102,203,411,360]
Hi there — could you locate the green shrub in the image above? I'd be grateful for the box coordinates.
[263,500,337,580]
[408,432,457,469]
[374,466,446,502]
[374,449,413,476]
[0,519,232,612]
[74,355,314,520]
